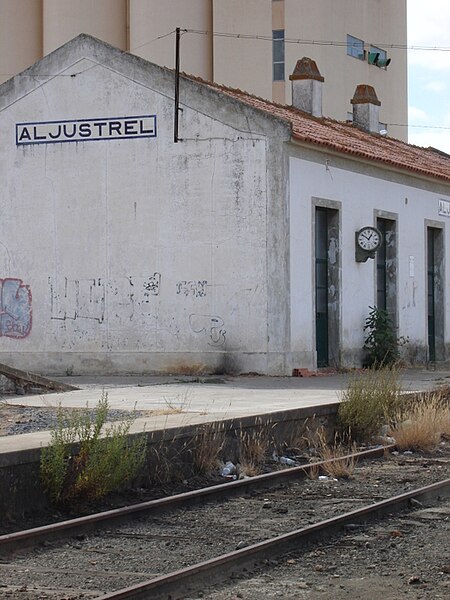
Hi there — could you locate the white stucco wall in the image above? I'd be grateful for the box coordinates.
[2,36,445,376]
[0,45,279,375]
[289,154,450,367]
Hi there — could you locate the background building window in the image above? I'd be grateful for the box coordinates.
[347,34,365,60]
[368,46,391,68]
[273,30,285,80]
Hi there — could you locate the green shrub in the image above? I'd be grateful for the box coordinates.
[338,367,402,441]
[40,392,147,505]
[363,306,399,367]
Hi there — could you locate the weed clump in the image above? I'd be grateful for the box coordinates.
[40,392,146,506]
[316,429,357,479]
[389,391,450,451]
[338,367,402,441]
[191,422,226,474]
[238,419,274,476]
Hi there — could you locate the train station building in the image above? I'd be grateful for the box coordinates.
[0,35,449,375]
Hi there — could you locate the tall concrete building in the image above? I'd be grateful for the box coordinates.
[0,0,407,140]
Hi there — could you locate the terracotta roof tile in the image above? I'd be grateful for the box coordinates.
[186,74,450,185]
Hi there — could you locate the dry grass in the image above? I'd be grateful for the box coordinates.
[303,460,320,480]
[162,389,191,412]
[191,422,226,474]
[389,391,450,452]
[239,421,273,477]
[147,431,192,484]
[315,429,357,479]
[319,444,357,479]
[143,408,185,417]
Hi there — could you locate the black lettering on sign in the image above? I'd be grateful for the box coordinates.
[109,121,122,136]
[48,125,62,140]
[125,120,138,135]
[63,124,77,138]
[33,126,46,141]
[93,122,107,136]
[16,115,157,146]
[18,127,31,142]
[78,123,92,138]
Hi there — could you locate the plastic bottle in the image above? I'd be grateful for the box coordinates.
[220,461,236,477]
[279,456,296,466]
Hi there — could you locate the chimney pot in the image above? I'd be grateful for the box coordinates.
[290,57,324,117]
[351,84,381,133]
[290,57,325,83]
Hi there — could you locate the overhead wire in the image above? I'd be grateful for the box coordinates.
[0,29,178,78]
[1,28,449,132]
[130,28,177,52]
[184,29,450,52]
[3,26,450,78]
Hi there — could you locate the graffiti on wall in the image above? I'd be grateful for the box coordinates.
[49,275,163,323]
[189,314,226,347]
[143,273,161,299]
[49,277,106,323]
[49,275,211,323]
[0,278,32,338]
[48,277,226,347]
[176,280,207,298]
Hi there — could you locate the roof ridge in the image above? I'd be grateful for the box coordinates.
[183,71,412,144]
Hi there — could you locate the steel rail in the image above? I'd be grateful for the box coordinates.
[96,478,450,600]
[0,445,391,555]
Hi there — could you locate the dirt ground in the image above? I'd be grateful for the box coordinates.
[1,383,449,599]
[0,403,69,436]
[201,500,450,600]
[0,402,162,437]
[1,446,449,600]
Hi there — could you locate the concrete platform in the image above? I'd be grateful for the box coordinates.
[1,368,449,455]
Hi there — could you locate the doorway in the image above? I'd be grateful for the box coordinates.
[376,217,397,325]
[315,206,339,367]
[427,226,444,362]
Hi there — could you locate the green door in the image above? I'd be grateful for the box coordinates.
[427,228,436,362]
[376,219,387,311]
[315,208,328,367]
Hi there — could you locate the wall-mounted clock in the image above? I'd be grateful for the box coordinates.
[355,226,382,262]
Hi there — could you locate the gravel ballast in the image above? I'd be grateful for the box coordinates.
[0,448,449,599]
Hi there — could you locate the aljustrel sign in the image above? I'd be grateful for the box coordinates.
[16,115,157,146]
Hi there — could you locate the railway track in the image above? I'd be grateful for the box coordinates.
[0,446,390,555]
[0,448,449,600]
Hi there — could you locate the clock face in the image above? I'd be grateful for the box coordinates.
[357,227,382,251]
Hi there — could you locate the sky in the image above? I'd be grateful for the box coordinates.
[408,0,450,152]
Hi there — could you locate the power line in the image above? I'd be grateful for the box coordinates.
[3,26,450,78]
[2,28,449,131]
[0,30,178,78]
[130,29,176,52]
[184,29,450,52]
[388,123,450,130]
